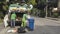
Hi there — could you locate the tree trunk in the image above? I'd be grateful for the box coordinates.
[58,0,60,8]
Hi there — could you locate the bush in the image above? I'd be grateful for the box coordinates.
[27,0,37,6]
[40,10,45,17]
[31,8,45,17]
[0,12,4,19]
[0,18,3,23]
[52,12,59,18]
[31,8,41,16]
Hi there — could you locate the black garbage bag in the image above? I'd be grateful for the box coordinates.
[17,27,26,33]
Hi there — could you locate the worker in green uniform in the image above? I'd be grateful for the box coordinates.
[21,12,31,28]
[11,12,16,28]
[21,14,27,27]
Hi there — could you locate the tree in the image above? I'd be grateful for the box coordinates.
[58,0,60,8]
[27,0,37,6]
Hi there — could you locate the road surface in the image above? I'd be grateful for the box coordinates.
[0,17,60,34]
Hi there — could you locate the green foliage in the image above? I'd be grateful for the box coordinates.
[0,18,3,23]
[3,5,8,11]
[53,12,59,18]
[31,8,39,16]
[27,0,37,5]
[31,8,45,17]
[36,0,46,5]
[40,0,46,3]
[0,0,5,2]
[0,12,4,19]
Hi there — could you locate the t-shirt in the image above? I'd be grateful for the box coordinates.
[11,13,16,20]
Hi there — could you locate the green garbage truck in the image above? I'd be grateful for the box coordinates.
[3,3,33,27]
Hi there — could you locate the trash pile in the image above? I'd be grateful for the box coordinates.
[7,28,17,33]
[7,27,29,33]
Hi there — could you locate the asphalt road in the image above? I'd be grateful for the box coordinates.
[0,17,60,34]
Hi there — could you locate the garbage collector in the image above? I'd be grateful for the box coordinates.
[11,12,16,28]
[19,0,28,27]
[20,0,33,28]
[21,14,27,27]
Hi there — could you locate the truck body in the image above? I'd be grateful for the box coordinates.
[3,3,33,27]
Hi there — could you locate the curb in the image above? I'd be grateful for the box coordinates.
[46,17,60,21]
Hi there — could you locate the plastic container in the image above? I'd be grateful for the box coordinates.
[28,17,34,31]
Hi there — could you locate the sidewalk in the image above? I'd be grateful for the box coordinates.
[47,17,60,21]
[46,17,60,24]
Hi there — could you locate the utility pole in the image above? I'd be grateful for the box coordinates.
[45,0,48,18]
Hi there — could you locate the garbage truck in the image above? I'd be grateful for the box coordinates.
[3,3,33,27]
